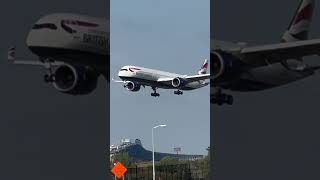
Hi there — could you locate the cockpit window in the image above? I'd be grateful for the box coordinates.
[32,23,57,30]
[61,20,76,34]
[120,69,128,71]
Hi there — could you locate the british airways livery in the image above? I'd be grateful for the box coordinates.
[113,60,210,97]
[8,13,109,95]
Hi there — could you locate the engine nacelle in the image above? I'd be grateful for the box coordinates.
[53,64,99,95]
[126,81,141,92]
[171,77,187,88]
[211,50,242,80]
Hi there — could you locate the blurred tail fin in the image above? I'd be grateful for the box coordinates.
[198,59,208,75]
[8,46,16,61]
[282,0,315,42]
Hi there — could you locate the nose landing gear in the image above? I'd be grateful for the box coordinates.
[211,88,233,105]
[43,58,56,83]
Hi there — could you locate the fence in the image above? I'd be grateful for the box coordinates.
[112,163,210,180]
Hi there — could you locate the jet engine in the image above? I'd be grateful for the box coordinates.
[126,81,141,92]
[211,50,242,80]
[171,77,187,88]
[53,64,99,95]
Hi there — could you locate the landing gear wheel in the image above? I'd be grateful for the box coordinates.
[151,93,160,97]
[151,87,160,97]
[174,90,183,95]
[44,74,55,83]
[212,88,234,106]
[42,58,55,83]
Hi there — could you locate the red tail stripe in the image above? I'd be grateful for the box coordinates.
[202,63,208,69]
[129,68,141,72]
[294,4,313,24]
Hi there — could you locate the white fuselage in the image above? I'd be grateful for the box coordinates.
[26,13,109,72]
[118,66,208,90]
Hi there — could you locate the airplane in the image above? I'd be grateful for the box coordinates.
[8,13,109,95]
[113,59,210,97]
[211,0,320,106]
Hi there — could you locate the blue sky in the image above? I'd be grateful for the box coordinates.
[110,0,210,155]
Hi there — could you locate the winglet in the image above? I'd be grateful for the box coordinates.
[8,46,16,61]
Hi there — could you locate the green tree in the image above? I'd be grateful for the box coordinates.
[113,152,134,167]
[159,156,179,166]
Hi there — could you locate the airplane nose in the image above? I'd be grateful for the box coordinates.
[118,70,134,78]
[26,30,34,47]
[118,71,123,77]
[118,70,127,77]
[26,29,46,48]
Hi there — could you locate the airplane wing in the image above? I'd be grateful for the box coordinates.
[11,60,64,68]
[238,39,320,67]
[183,74,211,82]
[8,46,64,68]
[111,78,125,83]
[158,74,211,83]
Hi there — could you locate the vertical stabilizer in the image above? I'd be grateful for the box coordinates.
[282,0,315,42]
[198,59,208,75]
[8,46,16,61]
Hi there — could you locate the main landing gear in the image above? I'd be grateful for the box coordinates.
[151,87,160,97]
[174,90,183,95]
[42,58,56,83]
[211,88,233,106]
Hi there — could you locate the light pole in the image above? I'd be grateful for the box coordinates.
[152,124,167,180]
